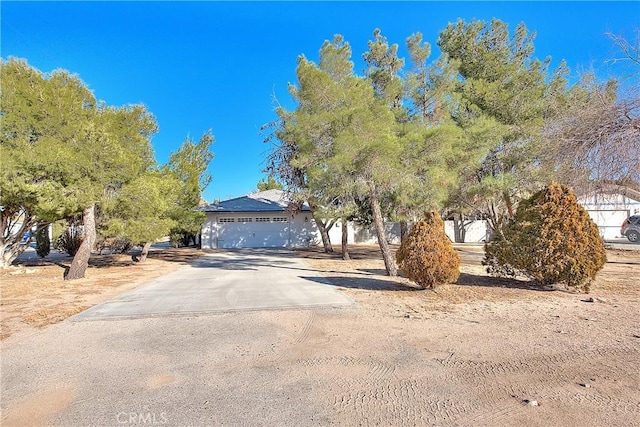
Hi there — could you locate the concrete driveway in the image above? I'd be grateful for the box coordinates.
[1,249,355,426]
[74,249,353,320]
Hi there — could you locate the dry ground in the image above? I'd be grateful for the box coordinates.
[296,244,640,315]
[1,244,639,426]
[291,245,640,426]
[0,248,203,340]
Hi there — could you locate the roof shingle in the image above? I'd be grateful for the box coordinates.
[202,190,309,213]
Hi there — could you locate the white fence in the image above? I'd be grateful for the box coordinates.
[327,220,490,245]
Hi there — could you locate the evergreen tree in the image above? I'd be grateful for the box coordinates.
[1,58,160,277]
[166,131,215,246]
[102,170,179,262]
[437,19,569,228]
[35,227,51,258]
[483,182,606,292]
[257,175,283,191]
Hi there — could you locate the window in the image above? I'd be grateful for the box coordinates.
[255,217,288,223]
[219,218,235,223]
[238,218,252,223]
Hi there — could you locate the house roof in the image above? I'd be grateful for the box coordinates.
[202,189,310,213]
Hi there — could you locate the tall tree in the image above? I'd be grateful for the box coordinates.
[101,170,179,262]
[166,131,215,246]
[266,31,496,273]
[1,59,97,267]
[0,58,159,275]
[257,175,283,191]
[291,36,408,275]
[265,36,357,253]
[66,103,157,279]
[437,19,568,229]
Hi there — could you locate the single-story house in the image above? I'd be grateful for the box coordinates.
[202,186,640,248]
[201,190,489,248]
[200,190,320,249]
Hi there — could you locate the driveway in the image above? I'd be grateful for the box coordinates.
[2,249,638,427]
[1,249,354,426]
[74,249,353,320]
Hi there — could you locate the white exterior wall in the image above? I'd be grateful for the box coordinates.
[202,212,319,249]
[578,193,640,239]
[326,220,490,244]
[444,220,491,243]
[288,212,321,247]
[327,221,402,245]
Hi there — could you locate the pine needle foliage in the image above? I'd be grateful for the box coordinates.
[483,182,606,292]
[396,211,460,288]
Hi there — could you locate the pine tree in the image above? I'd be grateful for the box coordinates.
[35,227,51,258]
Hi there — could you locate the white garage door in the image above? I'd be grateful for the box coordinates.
[215,216,290,248]
[587,210,629,239]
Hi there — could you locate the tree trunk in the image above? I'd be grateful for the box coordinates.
[0,214,38,269]
[400,220,408,242]
[454,213,466,243]
[503,191,515,218]
[66,205,96,280]
[368,182,398,277]
[309,203,334,253]
[139,241,152,263]
[341,218,350,261]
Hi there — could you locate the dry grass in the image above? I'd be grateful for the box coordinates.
[0,247,204,340]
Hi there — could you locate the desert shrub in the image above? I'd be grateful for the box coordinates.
[55,227,84,256]
[35,227,51,258]
[96,235,132,254]
[396,211,460,289]
[483,182,606,292]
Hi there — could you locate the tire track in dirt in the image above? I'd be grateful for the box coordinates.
[460,385,640,427]
[273,310,315,363]
[294,354,478,425]
[435,343,638,383]
[438,343,640,425]
[456,399,530,427]
[296,355,397,390]
[332,379,478,426]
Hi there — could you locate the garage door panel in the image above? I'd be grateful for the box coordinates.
[252,225,289,247]
[216,216,289,248]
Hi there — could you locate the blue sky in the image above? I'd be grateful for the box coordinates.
[2,1,638,203]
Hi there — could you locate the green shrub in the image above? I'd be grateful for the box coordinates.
[396,211,460,289]
[96,235,132,254]
[35,227,51,258]
[55,227,84,256]
[483,182,606,292]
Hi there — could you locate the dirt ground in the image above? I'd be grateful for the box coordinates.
[292,245,640,426]
[1,244,639,426]
[0,248,203,341]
